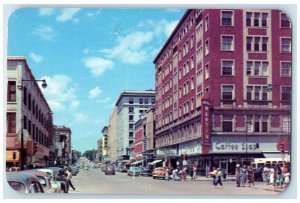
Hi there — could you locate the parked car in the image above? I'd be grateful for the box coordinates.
[23,170,59,193]
[141,167,153,176]
[37,167,69,193]
[152,167,166,179]
[70,166,79,176]
[104,164,115,175]
[127,167,143,176]
[6,171,44,193]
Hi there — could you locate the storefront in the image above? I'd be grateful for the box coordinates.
[155,147,178,168]
[211,134,288,175]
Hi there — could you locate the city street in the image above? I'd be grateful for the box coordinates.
[69,168,281,195]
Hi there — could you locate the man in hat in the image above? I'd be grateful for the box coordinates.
[235,164,241,187]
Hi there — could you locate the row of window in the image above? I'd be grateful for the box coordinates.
[129,98,155,105]
[7,81,51,130]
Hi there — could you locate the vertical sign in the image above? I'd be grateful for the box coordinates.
[201,99,211,154]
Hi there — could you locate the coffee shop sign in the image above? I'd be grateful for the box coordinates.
[214,142,260,152]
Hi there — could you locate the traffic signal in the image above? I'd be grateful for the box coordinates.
[13,152,17,160]
[280,143,285,153]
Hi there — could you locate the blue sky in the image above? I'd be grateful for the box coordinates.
[8,7,185,153]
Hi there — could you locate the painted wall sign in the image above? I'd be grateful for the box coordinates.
[156,148,177,156]
[213,141,260,152]
[179,140,202,155]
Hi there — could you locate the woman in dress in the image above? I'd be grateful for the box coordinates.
[240,165,247,187]
[247,165,255,187]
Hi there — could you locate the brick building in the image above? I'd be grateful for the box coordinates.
[153,9,291,175]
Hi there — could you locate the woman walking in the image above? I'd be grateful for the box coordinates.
[210,167,218,187]
[240,165,247,187]
[247,165,255,187]
[214,168,223,188]
[235,164,241,187]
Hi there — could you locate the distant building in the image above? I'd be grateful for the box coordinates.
[97,139,103,163]
[101,126,109,163]
[154,9,291,174]
[6,56,54,169]
[53,125,72,166]
[108,107,118,163]
[115,90,155,161]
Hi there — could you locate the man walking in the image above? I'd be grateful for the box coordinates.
[66,168,76,191]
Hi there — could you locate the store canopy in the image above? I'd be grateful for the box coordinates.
[131,160,143,165]
[150,160,162,165]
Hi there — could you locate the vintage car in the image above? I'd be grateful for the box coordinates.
[127,167,143,176]
[152,167,166,179]
[141,167,153,177]
[104,164,116,175]
[23,170,60,193]
[37,167,69,193]
[6,171,44,193]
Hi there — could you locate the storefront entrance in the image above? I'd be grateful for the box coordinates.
[219,158,239,175]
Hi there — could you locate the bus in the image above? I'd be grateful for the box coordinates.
[253,157,290,169]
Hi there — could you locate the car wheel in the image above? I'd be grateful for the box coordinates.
[153,176,156,179]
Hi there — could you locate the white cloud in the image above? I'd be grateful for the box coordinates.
[32,25,56,41]
[101,31,154,64]
[97,97,111,103]
[69,100,80,111]
[40,75,79,112]
[56,8,81,22]
[166,8,182,13]
[74,113,88,123]
[88,86,102,99]
[164,20,180,37]
[86,10,101,18]
[29,52,44,63]
[38,8,55,16]
[82,57,114,77]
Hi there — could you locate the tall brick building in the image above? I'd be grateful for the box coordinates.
[153,9,291,174]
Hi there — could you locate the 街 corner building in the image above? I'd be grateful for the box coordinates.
[153,9,291,175]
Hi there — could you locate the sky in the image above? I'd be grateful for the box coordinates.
[7,7,185,153]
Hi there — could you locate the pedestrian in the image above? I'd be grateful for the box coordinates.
[235,164,241,187]
[247,165,255,187]
[179,169,184,181]
[192,165,197,180]
[183,166,187,181]
[275,164,283,188]
[210,167,218,187]
[283,170,290,189]
[65,168,76,191]
[263,165,269,183]
[165,167,170,181]
[222,168,227,182]
[269,167,275,186]
[214,168,223,188]
[240,165,247,187]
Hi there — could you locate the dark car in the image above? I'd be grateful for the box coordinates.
[141,167,152,176]
[105,165,115,175]
[6,171,44,193]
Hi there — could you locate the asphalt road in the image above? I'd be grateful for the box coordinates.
[69,168,281,196]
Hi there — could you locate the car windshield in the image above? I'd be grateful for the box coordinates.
[36,176,47,186]
[8,181,26,193]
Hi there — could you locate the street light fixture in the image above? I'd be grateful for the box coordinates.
[19,79,47,170]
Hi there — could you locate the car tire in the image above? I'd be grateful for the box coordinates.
[153,176,156,179]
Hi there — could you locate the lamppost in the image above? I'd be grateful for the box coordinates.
[19,79,47,170]
[245,121,252,166]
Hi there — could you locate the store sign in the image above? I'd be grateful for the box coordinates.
[179,141,201,155]
[212,141,260,152]
[156,148,177,156]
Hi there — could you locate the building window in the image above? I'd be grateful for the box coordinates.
[222,85,234,100]
[254,37,260,51]
[23,87,27,105]
[221,11,233,26]
[129,98,134,104]
[129,132,134,138]
[262,37,268,51]
[28,93,32,111]
[281,87,291,102]
[254,12,260,26]
[247,61,252,75]
[262,86,268,100]
[254,116,260,132]
[191,77,194,90]
[281,62,291,76]
[7,81,16,102]
[246,37,252,51]
[129,124,134,129]
[281,13,291,28]
[129,107,134,113]
[262,13,268,27]
[205,39,209,55]
[262,62,269,76]
[254,86,261,100]
[129,115,134,121]
[247,86,253,100]
[262,116,268,132]
[145,98,149,104]
[281,38,291,53]
[32,100,35,115]
[35,105,38,119]
[205,63,209,79]
[23,115,27,130]
[254,61,260,75]
[246,12,252,26]
[205,15,209,32]
[7,113,16,133]
[221,36,234,51]
[222,115,233,132]
[139,98,143,104]
[221,60,234,76]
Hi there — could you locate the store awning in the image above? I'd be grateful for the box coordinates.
[131,160,143,165]
[150,160,162,165]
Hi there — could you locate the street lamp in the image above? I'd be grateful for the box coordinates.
[19,79,47,170]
